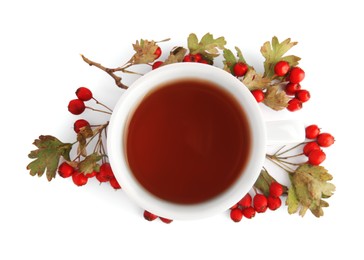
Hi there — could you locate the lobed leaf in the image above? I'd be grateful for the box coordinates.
[187,33,226,60]
[27,135,72,181]
[263,84,290,110]
[132,39,160,64]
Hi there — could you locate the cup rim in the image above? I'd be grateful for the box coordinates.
[107,63,267,220]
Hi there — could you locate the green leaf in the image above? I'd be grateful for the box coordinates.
[187,33,226,60]
[286,164,336,217]
[287,184,299,214]
[235,47,247,63]
[242,68,272,90]
[222,49,236,73]
[132,39,160,64]
[78,153,103,174]
[27,135,72,181]
[263,84,290,111]
[260,36,301,78]
[254,168,288,197]
[162,46,187,66]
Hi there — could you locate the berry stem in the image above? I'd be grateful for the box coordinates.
[81,54,128,89]
[85,106,112,115]
[276,142,306,156]
[276,152,304,160]
[92,97,113,112]
[266,154,294,174]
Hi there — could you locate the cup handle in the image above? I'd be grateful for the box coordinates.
[266,120,305,145]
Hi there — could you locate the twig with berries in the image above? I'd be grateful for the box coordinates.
[27,87,121,190]
[227,124,336,222]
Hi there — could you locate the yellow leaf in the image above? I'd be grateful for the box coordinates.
[263,84,289,111]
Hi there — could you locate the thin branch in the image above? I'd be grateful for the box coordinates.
[81,54,128,89]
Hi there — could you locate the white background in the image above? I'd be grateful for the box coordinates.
[1,0,363,259]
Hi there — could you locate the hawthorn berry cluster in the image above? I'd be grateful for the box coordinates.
[249,61,309,111]
[58,161,121,189]
[303,125,335,165]
[229,182,284,222]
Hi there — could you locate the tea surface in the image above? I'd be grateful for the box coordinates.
[126,79,251,204]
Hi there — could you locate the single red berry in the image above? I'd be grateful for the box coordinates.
[183,54,192,62]
[269,182,283,197]
[76,87,93,101]
[288,67,305,83]
[308,149,326,165]
[253,194,268,213]
[154,47,162,59]
[68,99,85,115]
[73,119,90,133]
[143,210,158,221]
[305,124,320,139]
[58,162,74,178]
[251,89,264,103]
[230,208,243,222]
[317,133,335,147]
[242,207,256,219]
[295,89,310,102]
[274,61,290,76]
[109,177,121,190]
[152,61,163,70]
[96,163,114,182]
[285,83,301,95]
[287,98,302,112]
[193,53,203,62]
[159,217,173,224]
[267,196,282,211]
[85,171,97,178]
[230,203,238,210]
[72,172,88,186]
[233,62,248,77]
[238,193,252,208]
[303,142,321,156]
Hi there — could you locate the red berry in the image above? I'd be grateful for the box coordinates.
[295,89,310,102]
[303,142,321,156]
[269,182,283,197]
[253,194,268,213]
[251,89,264,103]
[193,53,203,62]
[285,83,301,96]
[72,172,88,186]
[308,149,326,165]
[230,203,238,210]
[233,62,248,77]
[238,193,252,208]
[288,67,305,83]
[317,133,335,147]
[76,87,93,101]
[109,177,121,190]
[68,99,85,115]
[199,59,209,64]
[287,98,302,112]
[274,61,290,76]
[96,163,114,182]
[143,210,158,221]
[159,217,173,224]
[154,47,162,59]
[85,171,97,178]
[152,61,163,70]
[73,119,90,133]
[183,54,192,62]
[242,207,256,219]
[230,208,243,222]
[58,162,74,178]
[267,196,282,211]
[305,124,320,139]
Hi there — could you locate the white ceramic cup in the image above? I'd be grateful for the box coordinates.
[107,63,304,220]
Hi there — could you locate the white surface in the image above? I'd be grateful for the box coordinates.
[0,0,362,259]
